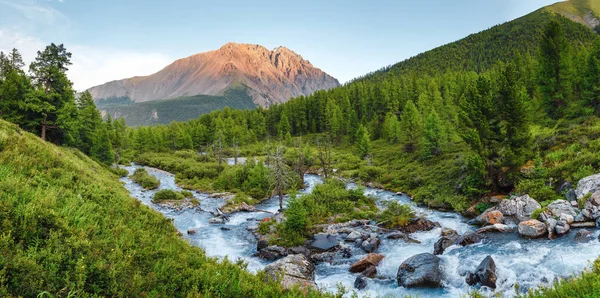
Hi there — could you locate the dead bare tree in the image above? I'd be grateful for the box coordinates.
[293,137,311,186]
[270,145,292,211]
[316,138,332,179]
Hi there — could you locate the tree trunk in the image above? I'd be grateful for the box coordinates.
[41,115,47,141]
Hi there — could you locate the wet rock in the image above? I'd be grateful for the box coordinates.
[224,202,257,213]
[400,218,441,234]
[345,231,362,242]
[259,246,288,260]
[555,221,570,235]
[547,200,579,218]
[288,246,311,257]
[479,210,504,225]
[575,173,600,199]
[264,254,317,290]
[434,234,459,255]
[220,227,230,231]
[466,256,497,288]
[566,189,577,202]
[497,195,541,222]
[247,224,259,231]
[339,246,352,258]
[387,232,421,243]
[308,234,340,252]
[518,219,547,238]
[476,223,514,234]
[187,229,197,235]
[257,238,269,251]
[574,229,591,242]
[311,252,336,264]
[362,265,377,278]
[454,232,482,247]
[350,253,385,273]
[574,212,586,222]
[209,217,225,224]
[397,253,442,288]
[560,181,573,194]
[570,221,597,228]
[441,228,458,237]
[354,276,367,290]
[361,236,381,253]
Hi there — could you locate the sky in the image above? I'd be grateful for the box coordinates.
[0,0,561,91]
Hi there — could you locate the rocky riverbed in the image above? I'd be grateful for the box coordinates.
[121,164,600,297]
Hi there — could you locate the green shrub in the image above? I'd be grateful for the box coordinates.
[153,189,185,202]
[475,202,493,213]
[130,168,160,190]
[531,208,544,220]
[110,167,129,177]
[515,179,559,202]
[378,201,415,229]
[180,190,194,198]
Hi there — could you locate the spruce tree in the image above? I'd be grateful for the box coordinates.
[399,100,423,153]
[421,109,443,159]
[539,20,572,118]
[355,124,371,159]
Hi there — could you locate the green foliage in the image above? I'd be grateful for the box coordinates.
[421,109,444,159]
[153,189,185,202]
[355,124,371,158]
[0,119,326,297]
[109,167,129,177]
[399,100,423,153]
[475,202,493,213]
[377,201,415,229]
[130,168,160,190]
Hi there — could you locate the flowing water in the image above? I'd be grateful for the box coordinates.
[121,165,600,297]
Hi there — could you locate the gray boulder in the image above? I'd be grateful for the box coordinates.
[575,174,600,199]
[583,191,600,220]
[518,219,547,238]
[209,217,225,224]
[311,252,336,264]
[354,276,367,290]
[257,238,269,251]
[566,189,577,202]
[258,245,288,260]
[574,229,592,242]
[555,221,570,235]
[397,253,442,288]
[466,255,497,288]
[497,195,541,222]
[476,223,514,234]
[308,234,340,252]
[264,254,317,290]
[361,236,381,253]
[547,200,579,218]
[288,246,311,257]
[546,218,557,239]
[454,232,482,247]
[434,234,459,255]
[345,231,362,242]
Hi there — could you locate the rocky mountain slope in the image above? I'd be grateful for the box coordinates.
[88,43,340,107]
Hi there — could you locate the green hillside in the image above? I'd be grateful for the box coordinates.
[0,119,320,297]
[98,86,257,127]
[354,1,597,81]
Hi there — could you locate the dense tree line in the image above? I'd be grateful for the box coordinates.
[0,44,115,165]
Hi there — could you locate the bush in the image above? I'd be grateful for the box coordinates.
[181,190,194,198]
[378,201,415,229]
[153,189,185,202]
[110,167,129,177]
[130,168,160,190]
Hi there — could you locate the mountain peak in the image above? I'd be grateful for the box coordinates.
[88,43,339,108]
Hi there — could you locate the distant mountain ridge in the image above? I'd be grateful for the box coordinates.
[88,43,340,107]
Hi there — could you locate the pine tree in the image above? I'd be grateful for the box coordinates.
[399,100,423,153]
[539,20,572,118]
[90,122,115,165]
[355,124,371,159]
[382,112,400,143]
[76,91,102,155]
[583,39,600,113]
[421,109,443,159]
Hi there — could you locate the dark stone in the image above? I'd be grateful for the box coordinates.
[454,232,482,247]
[257,238,269,251]
[308,234,340,252]
[362,265,377,278]
[258,246,288,260]
[566,189,577,202]
[220,227,230,231]
[400,218,441,234]
[465,256,497,288]
[560,181,572,194]
[340,247,352,258]
[311,252,336,264]
[397,253,442,288]
[434,235,459,255]
[187,229,197,235]
[361,237,381,253]
[387,232,422,243]
[354,276,367,290]
[288,246,311,257]
[575,229,592,242]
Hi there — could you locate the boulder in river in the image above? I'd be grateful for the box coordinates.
[264,254,317,290]
[308,234,340,252]
[360,236,381,253]
[518,219,547,238]
[574,229,592,242]
[497,195,541,223]
[209,217,225,224]
[397,253,442,288]
[387,231,421,243]
[434,234,459,255]
[311,252,336,264]
[440,228,458,237]
[454,232,482,247]
[350,253,384,273]
[288,246,311,257]
[187,229,197,235]
[547,200,579,218]
[546,218,557,239]
[476,223,514,234]
[555,220,570,235]
[466,255,497,288]
[258,246,288,260]
[257,238,269,251]
[481,210,504,225]
[400,218,441,234]
[345,231,362,242]
[575,173,600,199]
[354,276,368,290]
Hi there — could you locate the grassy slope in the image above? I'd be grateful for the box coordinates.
[547,0,600,28]
[0,119,322,297]
[100,86,257,127]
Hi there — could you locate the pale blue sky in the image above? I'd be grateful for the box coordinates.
[0,0,560,90]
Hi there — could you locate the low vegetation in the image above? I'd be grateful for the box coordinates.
[129,168,160,190]
[153,189,185,202]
